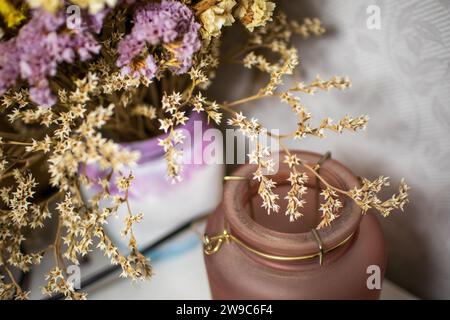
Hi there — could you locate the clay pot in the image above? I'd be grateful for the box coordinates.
[204,150,386,299]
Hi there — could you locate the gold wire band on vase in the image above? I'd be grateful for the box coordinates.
[203,226,354,266]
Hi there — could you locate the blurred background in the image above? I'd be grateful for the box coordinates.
[211,0,450,299]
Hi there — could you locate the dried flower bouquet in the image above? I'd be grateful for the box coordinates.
[0,0,409,299]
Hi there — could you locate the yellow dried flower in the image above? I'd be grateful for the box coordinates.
[71,0,117,14]
[0,0,26,28]
[234,0,275,32]
[27,0,61,13]
[199,0,237,39]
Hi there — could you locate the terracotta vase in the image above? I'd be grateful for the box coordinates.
[203,150,386,299]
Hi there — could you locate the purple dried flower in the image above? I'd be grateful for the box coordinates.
[0,9,101,106]
[117,37,146,70]
[83,8,111,34]
[29,79,57,107]
[0,39,20,96]
[117,0,201,78]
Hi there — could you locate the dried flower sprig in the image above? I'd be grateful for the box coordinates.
[283,154,308,222]
[42,267,87,300]
[317,188,343,229]
[0,69,151,299]
[249,145,279,214]
[214,13,408,228]
[282,149,410,229]
[349,177,410,217]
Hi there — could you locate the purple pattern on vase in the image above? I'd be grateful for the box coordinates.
[83,112,215,198]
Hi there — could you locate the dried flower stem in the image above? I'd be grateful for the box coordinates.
[280,146,351,194]
[225,93,267,107]
[3,266,19,291]
[2,140,33,146]
[53,216,65,270]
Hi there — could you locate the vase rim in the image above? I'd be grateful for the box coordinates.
[223,150,362,258]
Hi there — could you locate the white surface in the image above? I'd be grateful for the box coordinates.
[28,226,416,300]
[86,232,212,300]
[101,162,224,251]
[81,149,224,250]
